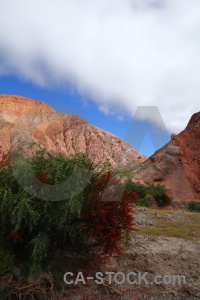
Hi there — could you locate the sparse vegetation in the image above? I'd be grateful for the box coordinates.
[125,181,171,207]
[1,148,199,299]
[188,200,200,212]
[139,208,200,241]
[0,148,137,279]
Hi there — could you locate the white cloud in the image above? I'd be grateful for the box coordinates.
[99,105,114,116]
[0,0,200,133]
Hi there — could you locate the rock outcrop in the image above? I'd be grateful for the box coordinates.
[0,95,145,167]
[133,112,200,201]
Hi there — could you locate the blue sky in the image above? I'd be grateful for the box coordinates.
[0,0,199,157]
[0,75,170,157]
[0,76,170,157]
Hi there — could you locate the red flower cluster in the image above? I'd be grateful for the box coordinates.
[81,171,137,263]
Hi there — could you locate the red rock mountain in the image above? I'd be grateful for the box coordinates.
[1,95,199,201]
[0,95,145,167]
[132,112,200,202]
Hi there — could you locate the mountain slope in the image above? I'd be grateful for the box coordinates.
[0,94,145,167]
[132,112,200,201]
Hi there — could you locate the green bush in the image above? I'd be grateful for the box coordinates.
[0,247,14,274]
[151,183,171,206]
[0,149,91,277]
[0,148,136,278]
[188,201,200,212]
[125,180,171,207]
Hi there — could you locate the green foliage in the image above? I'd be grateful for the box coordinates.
[52,265,65,290]
[151,183,171,206]
[29,233,50,275]
[125,180,171,207]
[0,149,93,278]
[188,200,200,212]
[0,247,13,274]
[0,148,136,279]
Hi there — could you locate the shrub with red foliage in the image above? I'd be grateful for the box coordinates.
[33,171,49,184]
[0,149,138,277]
[81,170,137,263]
[0,151,11,168]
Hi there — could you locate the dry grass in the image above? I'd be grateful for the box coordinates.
[139,208,200,242]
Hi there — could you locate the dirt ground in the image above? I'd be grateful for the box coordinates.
[1,206,199,299]
[58,207,200,300]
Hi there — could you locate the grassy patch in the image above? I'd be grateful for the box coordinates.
[139,209,200,241]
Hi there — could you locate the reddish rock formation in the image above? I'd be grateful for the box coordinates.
[1,94,199,202]
[0,95,145,167]
[133,112,200,202]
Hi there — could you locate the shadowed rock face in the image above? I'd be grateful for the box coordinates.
[0,95,145,167]
[133,112,200,202]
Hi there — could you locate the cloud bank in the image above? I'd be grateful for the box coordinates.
[0,0,200,132]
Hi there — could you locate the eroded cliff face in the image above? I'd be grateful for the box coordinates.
[133,112,200,201]
[0,95,145,167]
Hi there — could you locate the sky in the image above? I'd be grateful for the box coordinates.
[0,0,200,157]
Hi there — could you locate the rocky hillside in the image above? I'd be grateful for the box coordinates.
[0,95,145,167]
[1,94,199,202]
[132,112,200,202]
